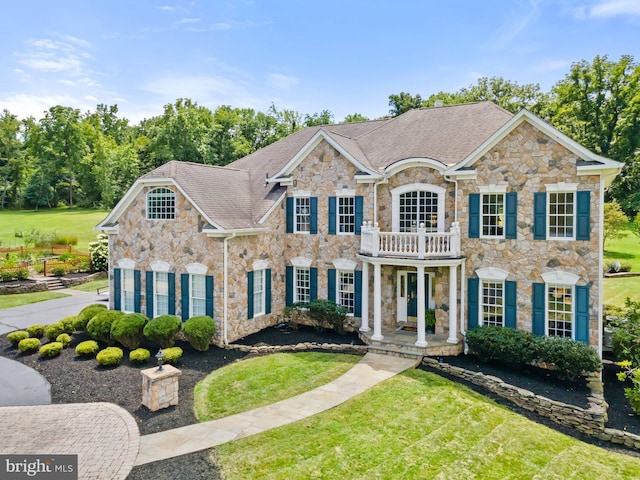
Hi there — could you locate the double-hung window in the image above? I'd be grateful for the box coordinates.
[252,269,266,317]
[338,196,355,234]
[534,183,590,241]
[147,187,175,220]
[295,197,311,233]
[337,270,355,314]
[190,274,207,317]
[122,269,135,313]
[468,267,516,330]
[547,284,573,338]
[481,193,504,238]
[548,191,574,239]
[294,267,311,303]
[154,271,169,316]
[481,280,504,326]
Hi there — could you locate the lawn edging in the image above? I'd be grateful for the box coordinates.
[423,356,640,450]
[224,341,368,355]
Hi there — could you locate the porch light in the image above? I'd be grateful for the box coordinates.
[155,348,165,371]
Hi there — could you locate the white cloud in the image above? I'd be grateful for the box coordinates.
[16,36,95,78]
[486,0,540,50]
[177,17,200,25]
[532,59,572,72]
[0,93,93,120]
[589,0,640,17]
[267,73,299,90]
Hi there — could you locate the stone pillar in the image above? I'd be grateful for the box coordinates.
[416,265,427,347]
[372,263,383,341]
[141,365,181,411]
[448,264,458,344]
[360,261,370,332]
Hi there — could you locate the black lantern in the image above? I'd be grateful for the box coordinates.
[155,348,165,371]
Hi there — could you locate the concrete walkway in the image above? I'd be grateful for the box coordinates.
[135,352,419,465]
[0,356,51,406]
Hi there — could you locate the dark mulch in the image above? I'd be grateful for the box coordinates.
[2,326,640,479]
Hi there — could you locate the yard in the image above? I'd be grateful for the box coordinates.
[604,229,640,308]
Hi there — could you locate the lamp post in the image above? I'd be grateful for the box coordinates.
[155,348,165,371]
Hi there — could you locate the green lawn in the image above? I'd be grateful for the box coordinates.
[604,230,640,307]
[70,278,109,293]
[214,365,640,479]
[0,291,69,310]
[0,208,110,251]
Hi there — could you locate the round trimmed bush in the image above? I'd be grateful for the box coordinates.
[183,316,216,351]
[129,348,151,364]
[162,346,183,365]
[45,322,66,341]
[39,341,63,358]
[26,324,46,339]
[56,333,72,348]
[18,338,41,353]
[111,313,148,349]
[87,310,125,344]
[7,330,29,346]
[73,304,107,331]
[59,315,76,334]
[75,340,100,357]
[143,314,182,348]
[96,347,123,367]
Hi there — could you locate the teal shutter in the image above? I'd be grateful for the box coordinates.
[265,269,272,314]
[146,271,154,318]
[576,191,590,241]
[328,197,336,234]
[286,197,294,233]
[205,275,214,317]
[285,266,293,306]
[469,194,480,238]
[113,268,121,311]
[354,270,362,317]
[168,272,175,315]
[181,274,189,321]
[534,193,546,240]
[467,277,479,330]
[355,196,364,235]
[328,269,336,303]
[247,271,254,319]
[532,282,545,335]
[575,285,590,344]
[134,270,141,313]
[505,192,517,239]
[310,267,318,301]
[505,280,517,328]
[310,197,318,234]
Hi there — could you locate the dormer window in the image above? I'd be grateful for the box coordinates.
[147,187,175,220]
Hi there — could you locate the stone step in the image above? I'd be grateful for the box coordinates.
[367,344,424,361]
[44,277,65,290]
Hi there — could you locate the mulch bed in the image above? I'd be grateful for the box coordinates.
[2,326,640,479]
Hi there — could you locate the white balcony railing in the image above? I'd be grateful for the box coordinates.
[360,222,461,259]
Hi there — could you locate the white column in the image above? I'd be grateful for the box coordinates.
[372,263,383,341]
[359,261,370,332]
[448,264,458,343]
[415,265,427,347]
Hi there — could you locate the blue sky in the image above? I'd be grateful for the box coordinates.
[1,0,639,124]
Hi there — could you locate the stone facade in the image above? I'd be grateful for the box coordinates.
[141,364,181,411]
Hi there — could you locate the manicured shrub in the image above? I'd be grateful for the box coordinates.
[612,299,640,367]
[14,268,29,281]
[51,266,67,277]
[45,322,66,341]
[129,348,151,364]
[96,347,123,367]
[7,330,29,346]
[111,313,148,349]
[466,325,537,368]
[143,314,182,348]
[182,316,216,351]
[75,340,100,357]
[535,335,602,380]
[18,338,41,353]
[39,342,63,358]
[56,333,72,348]
[26,324,46,339]
[307,299,349,334]
[59,315,76,334]
[161,346,183,365]
[87,310,125,344]
[73,304,107,331]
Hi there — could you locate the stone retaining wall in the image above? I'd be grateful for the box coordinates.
[223,342,368,355]
[59,271,107,288]
[0,280,47,295]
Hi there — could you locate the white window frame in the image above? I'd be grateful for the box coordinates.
[293,192,311,234]
[542,271,579,339]
[475,267,509,327]
[294,267,310,303]
[545,183,578,241]
[391,183,445,233]
[122,269,135,313]
[335,189,356,235]
[252,269,266,317]
[333,258,357,316]
[146,187,176,220]
[190,274,207,317]
[151,260,170,318]
[479,185,507,239]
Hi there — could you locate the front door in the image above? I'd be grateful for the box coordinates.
[397,271,431,324]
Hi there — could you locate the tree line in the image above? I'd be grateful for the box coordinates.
[0,54,638,214]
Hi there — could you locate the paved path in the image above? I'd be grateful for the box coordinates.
[0,356,51,406]
[135,352,419,465]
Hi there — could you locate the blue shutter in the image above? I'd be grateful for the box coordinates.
[265,269,272,314]
[113,268,121,311]
[534,193,546,240]
[328,197,336,235]
[310,197,318,234]
[285,266,293,306]
[354,270,362,317]
[505,280,517,328]
[576,191,591,241]
[181,274,189,321]
[355,196,364,235]
[575,285,590,344]
[469,194,480,238]
[310,267,318,301]
[467,277,479,330]
[205,275,214,318]
[134,270,141,313]
[286,197,294,233]
[168,272,176,315]
[247,271,254,319]
[505,192,517,239]
[532,282,545,336]
[328,269,336,303]
[146,271,154,318]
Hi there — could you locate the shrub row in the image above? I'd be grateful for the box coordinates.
[0,268,29,282]
[466,325,602,381]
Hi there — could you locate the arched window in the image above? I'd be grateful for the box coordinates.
[391,184,445,233]
[146,187,176,220]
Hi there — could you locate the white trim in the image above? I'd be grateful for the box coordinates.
[391,183,446,232]
[478,184,508,193]
[150,260,171,273]
[541,271,580,285]
[475,267,509,281]
[258,191,286,225]
[117,258,136,269]
[251,269,267,318]
[332,258,357,270]
[290,256,312,268]
[292,190,311,198]
[545,182,578,192]
[334,188,356,197]
[186,263,208,275]
[384,158,447,176]
[252,260,269,271]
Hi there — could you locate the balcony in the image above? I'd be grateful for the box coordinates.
[360,222,461,259]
